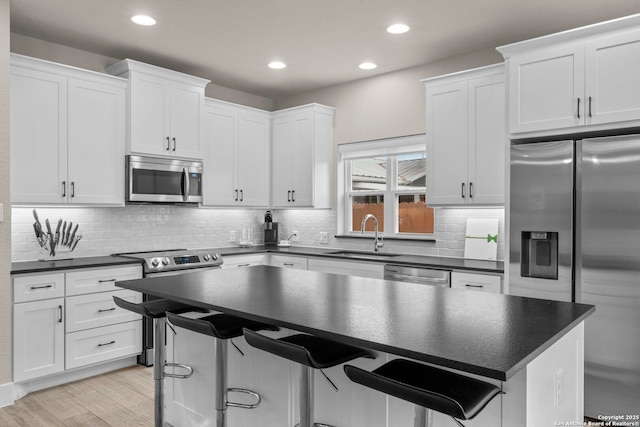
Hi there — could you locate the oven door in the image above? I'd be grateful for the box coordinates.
[127,155,203,204]
[138,266,218,366]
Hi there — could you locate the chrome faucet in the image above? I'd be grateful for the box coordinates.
[361,214,383,253]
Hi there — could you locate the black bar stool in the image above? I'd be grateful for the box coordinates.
[112,296,203,427]
[166,312,279,427]
[343,358,503,427]
[243,329,375,427]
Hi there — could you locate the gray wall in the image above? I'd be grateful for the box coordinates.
[10,33,275,111]
[273,47,502,145]
[1,0,12,387]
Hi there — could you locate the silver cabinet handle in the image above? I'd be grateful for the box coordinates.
[287,190,291,202]
[465,284,484,289]
[58,305,63,323]
[71,182,75,198]
[240,189,243,202]
[62,181,66,197]
[98,278,116,283]
[283,263,294,266]
[291,190,295,202]
[469,182,473,199]
[461,182,465,199]
[30,284,53,290]
[588,96,592,118]
[97,340,116,347]
[166,136,171,151]
[98,307,116,313]
[237,263,250,267]
[172,137,176,152]
[235,189,239,201]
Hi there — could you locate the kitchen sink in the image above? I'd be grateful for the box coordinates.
[327,250,401,259]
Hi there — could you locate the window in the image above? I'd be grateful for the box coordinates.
[338,135,434,238]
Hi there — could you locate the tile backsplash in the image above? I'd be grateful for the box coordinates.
[11,206,504,262]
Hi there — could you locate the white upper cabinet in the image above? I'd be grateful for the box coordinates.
[423,64,505,206]
[107,59,209,159]
[203,99,270,206]
[271,104,334,208]
[10,54,126,205]
[498,15,640,137]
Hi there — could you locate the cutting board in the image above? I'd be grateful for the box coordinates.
[464,218,499,260]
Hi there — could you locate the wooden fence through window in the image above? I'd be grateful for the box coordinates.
[352,202,434,234]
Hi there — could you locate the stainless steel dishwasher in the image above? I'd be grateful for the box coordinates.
[383,264,451,287]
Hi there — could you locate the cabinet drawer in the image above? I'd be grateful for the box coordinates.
[66,265,142,296]
[65,320,142,370]
[66,290,142,332]
[221,254,266,269]
[13,272,65,303]
[270,254,308,270]
[451,272,502,293]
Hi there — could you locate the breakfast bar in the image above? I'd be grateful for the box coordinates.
[116,265,594,427]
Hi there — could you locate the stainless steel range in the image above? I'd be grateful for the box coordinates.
[114,248,224,365]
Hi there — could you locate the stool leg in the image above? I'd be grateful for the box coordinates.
[414,405,433,427]
[299,365,314,427]
[154,317,166,427]
[215,338,229,427]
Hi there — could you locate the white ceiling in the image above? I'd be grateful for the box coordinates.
[9,0,640,100]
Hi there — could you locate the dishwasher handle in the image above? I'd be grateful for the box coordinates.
[384,265,451,287]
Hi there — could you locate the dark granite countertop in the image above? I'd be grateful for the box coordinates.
[11,245,503,275]
[116,265,593,381]
[217,245,504,273]
[11,255,142,274]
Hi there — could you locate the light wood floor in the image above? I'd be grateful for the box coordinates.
[0,366,154,426]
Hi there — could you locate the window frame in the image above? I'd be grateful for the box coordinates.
[337,134,433,239]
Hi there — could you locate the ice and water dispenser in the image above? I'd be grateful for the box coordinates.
[520,231,558,280]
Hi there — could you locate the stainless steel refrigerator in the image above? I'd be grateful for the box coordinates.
[510,134,640,418]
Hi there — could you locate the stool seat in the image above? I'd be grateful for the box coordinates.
[244,330,375,369]
[166,312,278,339]
[344,359,502,421]
[113,296,198,319]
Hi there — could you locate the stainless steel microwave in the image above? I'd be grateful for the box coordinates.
[126,155,203,204]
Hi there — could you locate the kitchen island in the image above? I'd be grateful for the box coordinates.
[117,265,594,427]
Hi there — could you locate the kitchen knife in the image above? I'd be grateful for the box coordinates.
[70,235,82,252]
[65,222,72,247]
[61,221,67,245]
[54,219,62,247]
[69,224,79,247]
[45,219,52,236]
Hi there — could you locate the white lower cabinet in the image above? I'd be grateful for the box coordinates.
[451,271,502,293]
[307,257,384,279]
[12,264,143,384]
[221,254,267,269]
[13,298,65,383]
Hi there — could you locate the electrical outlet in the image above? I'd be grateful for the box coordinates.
[229,230,237,242]
[319,232,328,244]
[292,231,299,242]
[554,369,564,407]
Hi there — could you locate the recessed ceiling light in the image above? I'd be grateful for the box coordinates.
[268,61,287,70]
[387,23,410,34]
[359,62,377,70]
[131,15,156,26]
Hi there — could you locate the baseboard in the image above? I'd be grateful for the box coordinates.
[0,381,15,408]
[12,356,138,401]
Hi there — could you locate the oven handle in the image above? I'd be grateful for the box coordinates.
[182,167,190,202]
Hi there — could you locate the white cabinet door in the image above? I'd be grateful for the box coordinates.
[426,81,468,205]
[10,66,67,204]
[14,298,65,382]
[236,110,271,206]
[129,72,170,156]
[67,77,125,205]
[170,82,203,158]
[467,74,506,205]
[203,103,237,205]
[507,42,585,134]
[269,254,308,270]
[451,271,502,294]
[272,116,296,207]
[220,254,266,269]
[586,29,640,126]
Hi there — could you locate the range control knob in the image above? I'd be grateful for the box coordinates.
[162,257,170,266]
[151,258,160,267]
[203,254,211,261]
[211,253,219,260]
